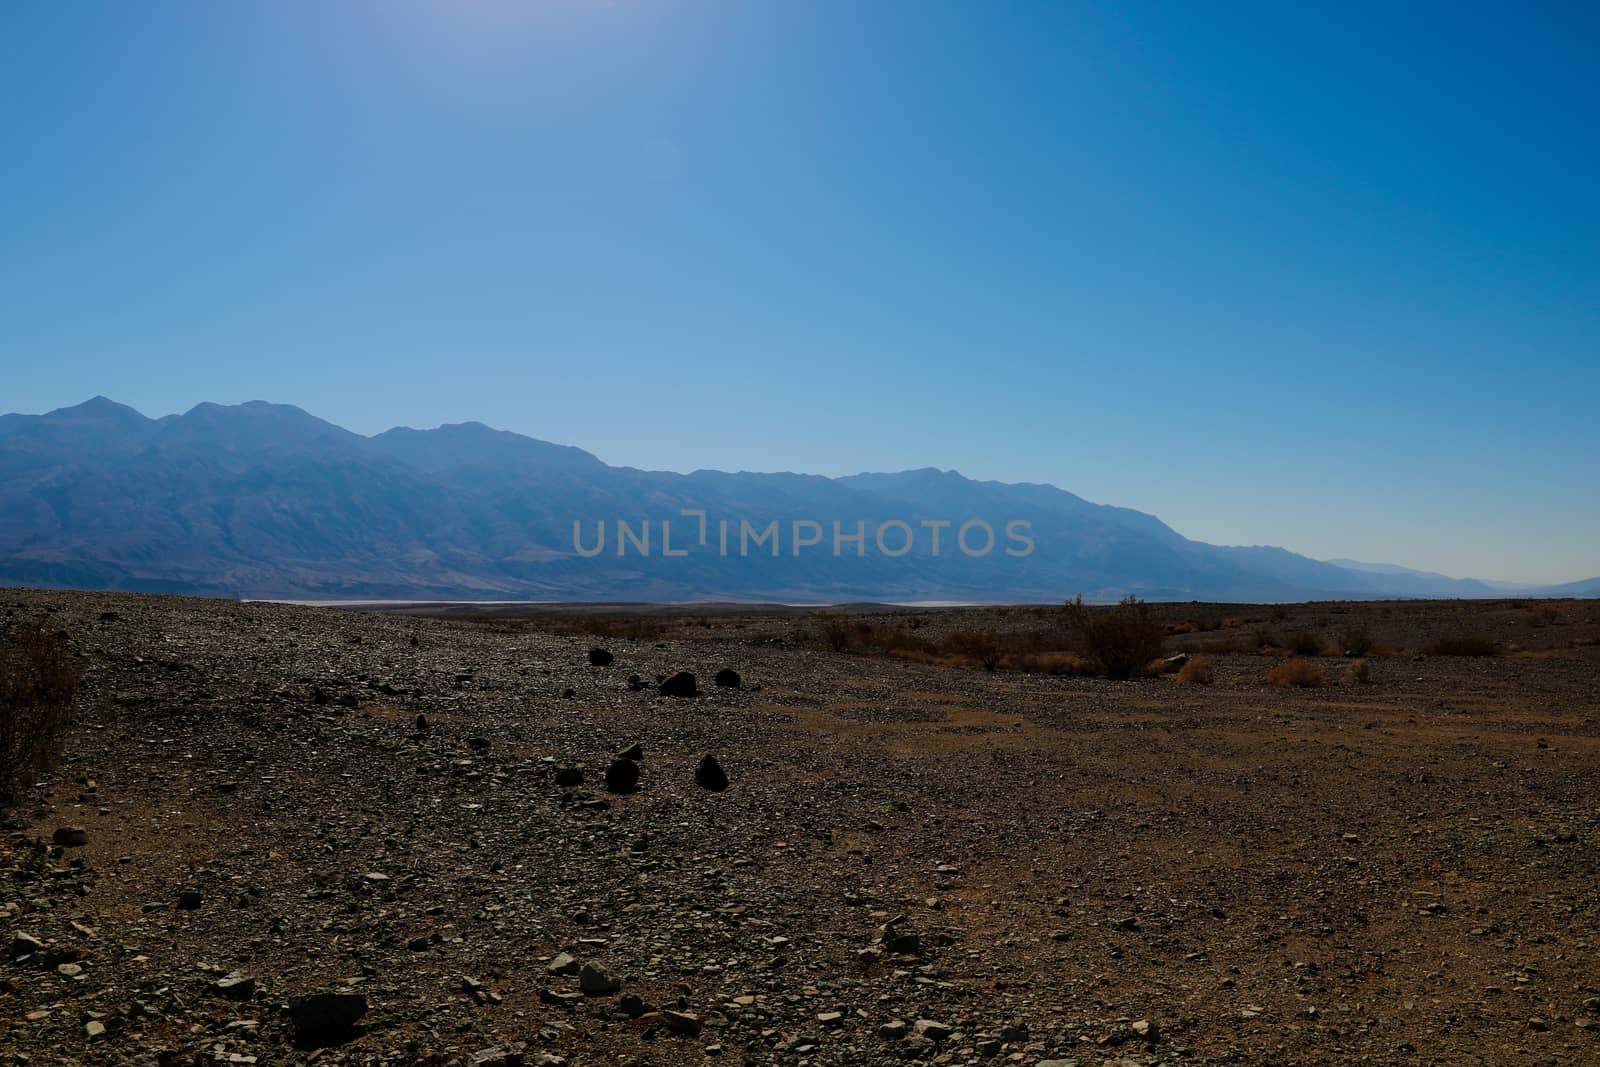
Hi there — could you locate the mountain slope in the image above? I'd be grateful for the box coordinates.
[0,398,1588,602]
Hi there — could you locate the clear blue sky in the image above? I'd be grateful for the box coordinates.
[2,2,1596,583]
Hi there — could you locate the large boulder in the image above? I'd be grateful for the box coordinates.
[288,991,368,1045]
[604,758,640,794]
[659,672,697,698]
[695,754,729,792]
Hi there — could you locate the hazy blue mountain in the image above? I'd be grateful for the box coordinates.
[1323,558,1498,597]
[0,398,1588,602]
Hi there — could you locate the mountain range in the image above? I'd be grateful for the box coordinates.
[1,397,1594,603]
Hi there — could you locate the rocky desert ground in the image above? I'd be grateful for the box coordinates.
[3,591,1599,1067]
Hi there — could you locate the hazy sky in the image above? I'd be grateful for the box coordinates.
[3,2,1597,583]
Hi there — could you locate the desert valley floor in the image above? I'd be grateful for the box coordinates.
[3,591,1599,1066]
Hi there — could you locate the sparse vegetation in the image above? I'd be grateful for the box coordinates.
[1345,659,1371,684]
[1284,629,1325,656]
[1339,624,1373,657]
[1177,655,1215,685]
[1062,595,1166,680]
[944,629,1004,671]
[1266,658,1324,688]
[0,618,81,806]
[1424,635,1498,657]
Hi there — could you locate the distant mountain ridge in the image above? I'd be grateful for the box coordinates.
[0,397,1592,602]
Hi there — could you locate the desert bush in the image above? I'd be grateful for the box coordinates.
[1176,656,1215,685]
[1266,658,1323,688]
[1172,635,1256,655]
[1284,629,1325,656]
[945,629,1004,671]
[1339,625,1373,657]
[1345,659,1370,684]
[1424,635,1498,657]
[1016,653,1098,676]
[1251,626,1281,650]
[1062,596,1166,680]
[820,620,859,651]
[1,619,81,807]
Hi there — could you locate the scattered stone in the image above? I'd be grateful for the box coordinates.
[604,757,640,794]
[9,932,44,958]
[578,963,621,995]
[659,672,698,698]
[588,648,613,666]
[914,1019,952,1041]
[878,1019,908,1040]
[615,741,643,762]
[469,1045,526,1067]
[212,971,256,1000]
[661,1009,703,1036]
[547,952,579,975]
[714,668,741,688]
[695,754,729,791]
[85,1020,106,1039]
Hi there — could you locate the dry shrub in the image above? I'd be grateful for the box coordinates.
[1284,629,1325,656]
[1266,658,1323,688]
[1345,659,1370,684]
[1016,653,1098,676]
[1176,656,1215,685]
[1,619,81,806]
[1424,635,1498,657]
[1252,626,1282,650]
[1062,596,1166,680]
[1339,625,1374,657]
[944,629,1004,671]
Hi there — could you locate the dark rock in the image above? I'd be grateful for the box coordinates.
[176,890,203,911]
[414,713,429,731]
[288,991,368,1044]
[626,674,645,691]
[588,648,613,666]
[695,754,729,792]
[211,971,256,1000]
[615,741,643,762]
[554,766,584,788]
[714,668,741,688]
[604,758,640,794]
[659,672,698,698]
[1161,653,1189,673]
[578,963,621,995]
[52,827,88,847]
[562,688,576,699]
[661,1010,703,1036]
[467,736,491,751]
[620,993,656,1018]
[9,932,44,958]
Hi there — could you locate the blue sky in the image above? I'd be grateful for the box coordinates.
[2,1,1596,583]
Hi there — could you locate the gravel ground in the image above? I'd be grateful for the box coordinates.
[3,590,1599,1066]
